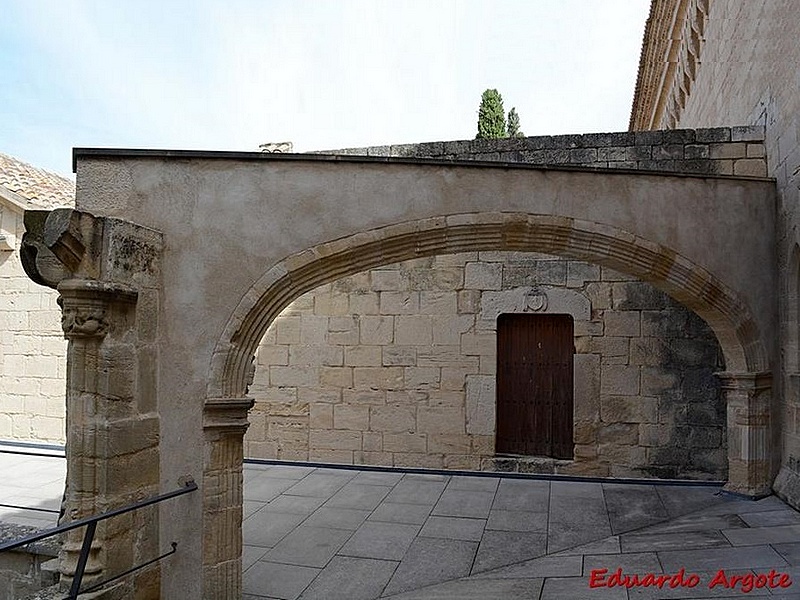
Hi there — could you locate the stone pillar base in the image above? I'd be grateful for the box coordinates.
[717,371,773,498]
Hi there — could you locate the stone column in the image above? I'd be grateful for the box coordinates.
[58,278,160,597]
[202,398,254,599]
[717,371,773,497]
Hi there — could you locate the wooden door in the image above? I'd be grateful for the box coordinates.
[496,314,574,459]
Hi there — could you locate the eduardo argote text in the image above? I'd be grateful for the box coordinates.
[589,567,793,593]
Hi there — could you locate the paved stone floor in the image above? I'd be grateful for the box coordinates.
[2,450,800,599]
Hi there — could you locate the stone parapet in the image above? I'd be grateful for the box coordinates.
[316,126,768,178]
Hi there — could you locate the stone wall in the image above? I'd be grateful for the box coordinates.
[629,0,800,507]
[673,0,800,507]
[0,206,65,443]
[245,251,726,480]
[320,126,767,178]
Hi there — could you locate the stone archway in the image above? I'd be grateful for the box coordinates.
[203,213,772,594]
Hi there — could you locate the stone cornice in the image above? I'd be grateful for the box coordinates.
[630,0,709,131]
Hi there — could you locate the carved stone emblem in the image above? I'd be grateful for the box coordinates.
[525,288,548,312]
[61,305,109,337]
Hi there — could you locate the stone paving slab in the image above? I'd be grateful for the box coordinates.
[658,545,789,571]
[339,521,420,561]
[240,465,800,599]
[381,537,477,596]
[431,489,494,519]
[3,454,800,600]
[381,577,544,599]
[297,556,398,600]
[418,515,485,541]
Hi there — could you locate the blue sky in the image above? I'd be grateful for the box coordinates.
[1,0,650,178]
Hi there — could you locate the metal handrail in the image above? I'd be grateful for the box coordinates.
[0,479,197,599]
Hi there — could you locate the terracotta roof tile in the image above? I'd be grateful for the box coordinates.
[0,152,75,208]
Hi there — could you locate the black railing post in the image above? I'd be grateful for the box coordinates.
[68,520,97,599]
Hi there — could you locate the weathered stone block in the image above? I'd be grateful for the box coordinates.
[310,429,362,451]
[383,432,427,453]
[733,158,768,177]
[464,262,502,290]
[353,366,402,390]
[460,332,495,356]
[640,368,675,395]
[386,390,428,405]
[395,316,432,345]
[598,423,639,445]
[710,142,747,159]
[382,346,416,366]
[746,143,766,158]
[309,403,333,429]
[427,390,464,407]
[585,282,612,309]
[629,338,667,366]
[356,451,393,466]
[731,125,765,142]
[457,290,481,314]
[362,431,382,452]
[440,366,473,391]
[428,433,471,454]
[257,344,289,367]
[343,389,386,405]
[298,388,341,404]
[431,315,474,345]
[360,315,394,344]
[687,427,723,449]
[404,366,440,389]
[349,291,379,314]
[394,452,444,469]
[300,315,329,344]
[567,261,600,287]
[380,291,420,314]
[574,421,598,444]
[369,405,415,433]
[590,336,629,358]
[321,366,354,388]
[601,365,639,395]
[465,375,495,435]
[604,311,640,337]
[601,396,658,424]
[270,366,319,387]
[328,316,360,345]
[371,269,403,291]
[313,292,349,316]
[334,404,369,430]
[417,406,465,434]
[290,345,343,367]
[309,449,354,464]
[404,267,462,291]
[695,127,731,143]
[420,291,458,314]
[345,345,382,367]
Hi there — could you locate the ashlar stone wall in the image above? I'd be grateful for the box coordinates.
[245,251,726,480]
[0,205,66,443]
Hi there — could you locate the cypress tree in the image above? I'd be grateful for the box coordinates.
[476,89,507,139]
[507,107,524,138]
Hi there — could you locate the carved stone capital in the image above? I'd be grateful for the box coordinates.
[203,398,254,434]
[58,279,137,339]
[716,371,772,393]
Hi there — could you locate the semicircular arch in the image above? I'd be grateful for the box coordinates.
[207,212,767,398]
